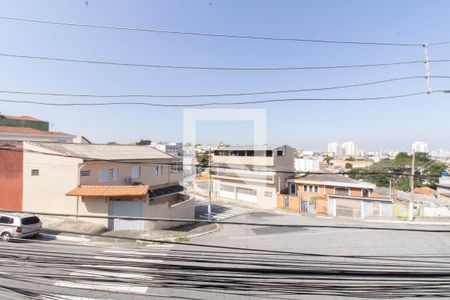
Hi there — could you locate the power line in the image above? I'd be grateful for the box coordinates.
[0,52,429,71]
[0,16,423,47]
[0,76,425,98]
[0,91,428,107]
[0,145,443,178]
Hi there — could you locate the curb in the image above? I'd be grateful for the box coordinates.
[40,233,91,242]
[364,219,450,226]
[153,223,221,242]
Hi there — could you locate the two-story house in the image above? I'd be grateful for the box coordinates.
[211,145,295,208]
[0,141,193,230]
[279,173,393,219]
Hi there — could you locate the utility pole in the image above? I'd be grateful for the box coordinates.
[208,146,212,220]
[409,150,415,221]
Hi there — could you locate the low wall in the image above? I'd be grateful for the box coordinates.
[423,207,450,217]
[146,194,195,230]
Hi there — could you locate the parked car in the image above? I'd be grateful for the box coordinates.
[0,213,42,242]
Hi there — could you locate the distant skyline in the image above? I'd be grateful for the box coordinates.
[1,1,450,150]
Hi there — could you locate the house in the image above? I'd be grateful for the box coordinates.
[0,115,49,131]
[437,173,450,205]
[0,141,193,230]
[0,114,89,144]
[211,145,295,208]
[279,173,393,219]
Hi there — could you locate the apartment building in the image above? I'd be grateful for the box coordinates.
[211,145,295,208]
[0,142,193,230]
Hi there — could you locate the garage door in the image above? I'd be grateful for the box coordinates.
[363,201,373,218]
[109,200,144,231]
[380,202,393,217]
[236,187,257,202]
[336,199,361,218]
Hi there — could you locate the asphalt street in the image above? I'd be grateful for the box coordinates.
[2,210,450,299]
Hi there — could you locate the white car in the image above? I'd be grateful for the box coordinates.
[0,213,42,242]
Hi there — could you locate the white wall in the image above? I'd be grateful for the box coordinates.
[22,143,82,214]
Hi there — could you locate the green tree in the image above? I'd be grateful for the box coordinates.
[345,163,353,169]
[197,151,211,168]
[136,139,151,145]
[347,152,446,191]
[323,155,333,165]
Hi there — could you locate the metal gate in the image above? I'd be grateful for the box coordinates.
[363,201,374,218]
[109,200,144,231]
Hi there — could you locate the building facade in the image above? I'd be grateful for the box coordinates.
[0,142,193,231]
[279,173,392,219]
[0,115,49,131]
[294,158,321,172]
[412,141,428,153]
[211,145,295,208]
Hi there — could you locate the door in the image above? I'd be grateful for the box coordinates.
[363,201,374,218]
[109,200,144,231]
[328,198,335,216]
[380,202,393,217]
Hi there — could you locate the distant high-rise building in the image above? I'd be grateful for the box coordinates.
[341,141,357,157]
[327,142,339,155]
[412,141,428,153]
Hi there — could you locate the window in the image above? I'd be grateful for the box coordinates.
[362,189,370,197]
[335,187,350,196]
[237,187,257,195]
[265,191,273,198]
[170,162,183,173]
[31,169,39,176]
[131,166,141,178]
[0,216,12,224]
[21,216,40,225]
[314,186,319,193]
[303,185,308,192]
[308,185,313,192]
[156,165,163,176]
[80,170,91,177]
[220,185,234,192]
[99,168,118,182]
[290,184,296,195]
[277,150,283,156]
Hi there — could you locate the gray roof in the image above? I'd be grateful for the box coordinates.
[289,173,375,189]
[28,142,174,161]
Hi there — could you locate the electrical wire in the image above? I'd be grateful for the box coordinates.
[0,145,443,178]
[0,76,425,98]
[0,52,427,71]
[0,16,424,47]
[0,91,428,107]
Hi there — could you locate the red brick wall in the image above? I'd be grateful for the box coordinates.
[0,149,23,210]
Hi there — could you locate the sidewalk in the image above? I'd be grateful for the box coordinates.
[90,222,220,245]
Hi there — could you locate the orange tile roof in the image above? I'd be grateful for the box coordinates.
[414,187,436,195]
[66,185,149,198]
[0,126,68,135]
[4,115,43,121]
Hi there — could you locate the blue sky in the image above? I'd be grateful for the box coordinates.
[0,0,449,151]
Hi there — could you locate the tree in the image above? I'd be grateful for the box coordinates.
[347,152,446,191]
[197,151,211,168]
[345,163,353,169]
[323,155,333,165]
[136,139,151,145]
